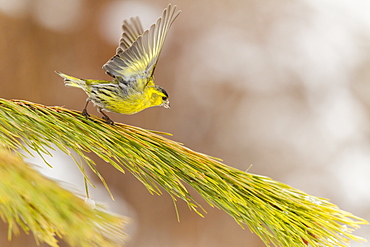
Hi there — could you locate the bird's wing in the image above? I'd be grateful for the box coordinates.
[102,4,181,90]
[116,17,144,55]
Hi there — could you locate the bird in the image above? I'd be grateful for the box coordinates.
[56,4,181,124]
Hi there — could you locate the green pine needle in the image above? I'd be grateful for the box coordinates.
[0,98,367,246]
[0,146,127,247]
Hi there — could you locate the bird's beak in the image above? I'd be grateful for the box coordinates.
[163,99,170,109]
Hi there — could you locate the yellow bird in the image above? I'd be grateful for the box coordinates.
[56,4,181,124]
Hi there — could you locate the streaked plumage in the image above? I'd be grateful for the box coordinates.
[56,4,181,124]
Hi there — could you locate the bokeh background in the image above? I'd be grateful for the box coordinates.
[0,0,370,246]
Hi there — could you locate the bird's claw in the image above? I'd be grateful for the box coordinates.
[82,109,90,118]
[102,115,114,125]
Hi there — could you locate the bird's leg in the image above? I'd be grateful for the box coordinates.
[98,108,114,125]
[82,99,90,118]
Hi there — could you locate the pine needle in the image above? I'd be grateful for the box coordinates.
[0,98,367,246]
[0,146,127,247]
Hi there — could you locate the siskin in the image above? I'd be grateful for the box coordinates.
[56,4,181,124]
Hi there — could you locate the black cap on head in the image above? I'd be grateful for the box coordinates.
[155,86,169,99]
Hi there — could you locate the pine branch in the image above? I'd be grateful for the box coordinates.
[0,98,367,246]
[0,146,127,247]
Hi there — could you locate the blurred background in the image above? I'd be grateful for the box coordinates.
[0,0,370,246]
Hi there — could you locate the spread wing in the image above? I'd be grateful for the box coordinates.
[116,17,144,55]
[102,4,181,90]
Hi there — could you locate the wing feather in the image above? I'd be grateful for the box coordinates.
[116,17,144,54]
[103,4,181,90]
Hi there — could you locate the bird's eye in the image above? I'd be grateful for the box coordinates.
[162,97,167,100]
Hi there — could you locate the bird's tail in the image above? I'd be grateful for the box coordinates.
[55,71,86,88]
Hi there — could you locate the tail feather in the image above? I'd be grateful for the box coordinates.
[55,71,86,88]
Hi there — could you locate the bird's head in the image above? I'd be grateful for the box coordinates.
[148,85,170,109]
